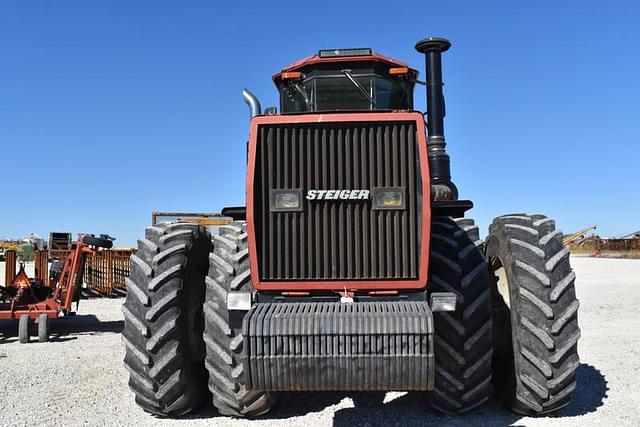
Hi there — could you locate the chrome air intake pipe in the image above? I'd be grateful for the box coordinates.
[243,88,262,119]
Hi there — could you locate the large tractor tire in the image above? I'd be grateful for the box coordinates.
[122,223,212,416]
[485,214,580,415]
[203,222,275,417]
[427,217,493,414]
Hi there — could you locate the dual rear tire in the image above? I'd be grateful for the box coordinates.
[122,222,273,417]
[121,222,211,416]
[203,222,274,417]
[427,217,493,414]
[485,214,580,415]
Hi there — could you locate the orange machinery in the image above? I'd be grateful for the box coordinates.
[0,234,113,343]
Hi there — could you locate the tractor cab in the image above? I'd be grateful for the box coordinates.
[273,48,418,113]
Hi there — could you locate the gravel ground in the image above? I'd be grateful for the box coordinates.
[1,257,638,426]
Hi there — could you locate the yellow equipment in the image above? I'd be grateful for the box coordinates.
[563,225,597,246]
[151,211,232,227]
[0,241,23,251]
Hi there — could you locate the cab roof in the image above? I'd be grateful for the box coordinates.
[272,49,419,83]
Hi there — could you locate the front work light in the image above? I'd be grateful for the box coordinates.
[372,187,405,210]
[430,292,457,312]
[270,189,303,212]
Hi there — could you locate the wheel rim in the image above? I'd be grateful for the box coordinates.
[494,264,511,309]
[489,256,511,308]
[488,255,518,403]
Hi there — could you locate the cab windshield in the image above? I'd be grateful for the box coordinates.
[278,66,414,113]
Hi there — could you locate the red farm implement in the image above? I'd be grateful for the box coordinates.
[0,234,113,343]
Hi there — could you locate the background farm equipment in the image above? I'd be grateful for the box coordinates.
[563,225,597,246]
[0,234,114,343]
[48,231,72,261]
[564,227,640,258]
[0,240,23,261]
[569,233,640,258]
[151,211,233,227]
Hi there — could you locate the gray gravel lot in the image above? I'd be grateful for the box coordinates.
[0,257,638,426]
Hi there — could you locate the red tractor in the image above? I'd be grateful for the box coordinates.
[0,234,113,343]
[123,37,580,417]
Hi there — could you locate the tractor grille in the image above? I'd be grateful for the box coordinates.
[253,120,421,281]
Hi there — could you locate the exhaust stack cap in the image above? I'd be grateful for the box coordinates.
[414,36,458,201]
[415,37,451,54]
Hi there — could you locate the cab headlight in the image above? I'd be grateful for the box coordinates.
[372,187,405,210]
[270,189,303,212]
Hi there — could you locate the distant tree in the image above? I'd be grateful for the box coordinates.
[17,244,35,262]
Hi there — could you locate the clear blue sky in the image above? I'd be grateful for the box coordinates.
[1,1,638,246]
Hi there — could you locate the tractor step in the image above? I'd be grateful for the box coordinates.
[243,301,434,391]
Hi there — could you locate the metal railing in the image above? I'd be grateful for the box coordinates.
[3,249,136,296]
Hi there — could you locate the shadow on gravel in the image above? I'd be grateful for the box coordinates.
[329,364,607,426]
[267,392,348,418]
[113,360,607,424]
[0,320,13,343]
[0,315,123,344]
[178,391,347,420]
[181,391,349,420]
[181,363,608,423]
[550,363,608,417]
[330,392,505,427]
[50,315,123,340]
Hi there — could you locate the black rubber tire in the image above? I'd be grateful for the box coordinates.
[427,217,493,414]
[203,222,275,417]
[485,214,580,415]
[19,315,30,344]
[83,235,113,249]
[122,222,212,416]
[38,313,50,342]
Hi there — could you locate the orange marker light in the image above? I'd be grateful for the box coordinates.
[389,67,409,75]
[282,71,303,80]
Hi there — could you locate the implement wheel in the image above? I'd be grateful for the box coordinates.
[203,222,276,417]
[38,313,50,342]
[485,214,580,415]
[18,315,30,344]
[427,217,493,414]
[122,222,212,416]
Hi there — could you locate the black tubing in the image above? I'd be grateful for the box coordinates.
[83,235,113,249]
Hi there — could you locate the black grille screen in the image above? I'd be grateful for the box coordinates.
[253,120,421,281]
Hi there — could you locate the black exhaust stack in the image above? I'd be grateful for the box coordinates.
[415,37,458,201]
